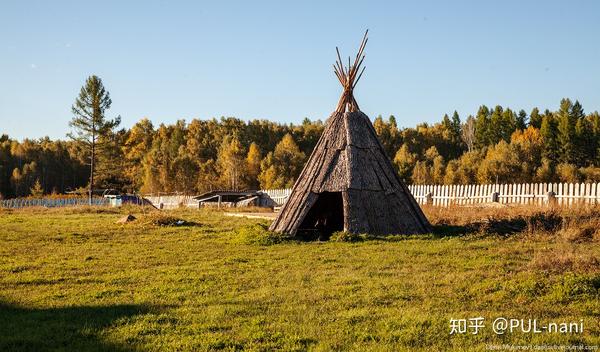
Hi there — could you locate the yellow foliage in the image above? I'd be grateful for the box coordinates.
[258,134,305,189]
[477,141,521,184]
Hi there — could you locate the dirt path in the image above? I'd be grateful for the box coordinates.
[223,212,277,220]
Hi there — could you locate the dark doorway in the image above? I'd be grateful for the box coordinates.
[299,192,344,240]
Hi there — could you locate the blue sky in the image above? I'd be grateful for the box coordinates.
[1,0,599,140]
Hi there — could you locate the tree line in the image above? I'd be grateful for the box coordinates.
[1,76,599,199]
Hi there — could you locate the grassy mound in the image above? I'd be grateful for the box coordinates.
[233,223,288,245]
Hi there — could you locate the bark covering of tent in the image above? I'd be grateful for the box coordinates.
[270,31,431,237]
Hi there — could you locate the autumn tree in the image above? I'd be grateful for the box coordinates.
[258,134,306,189]
[0,137,11,198]
[580,166,600,182]
[196,160,219,192]
[140,122,186,193]
[443,160,460,184]
[245,142,262,189]
[477,141,521,184]
[556,163,581,183]
[293,118,325,156]
[510,127,543,182]
[11,161,37,197]
[410,146,443,185]
[373,115,402,159]
[122,118,154,192]
[424,146,445,184]
[393,144,416,182]
[411,161,431,185]
[172,151,199,194]
[217,136,247,190]
[461,115,476,152]
[30,179,44,197]
[454,151,483,184]
[535,159,555,182]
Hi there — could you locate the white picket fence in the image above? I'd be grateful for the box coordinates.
[261,183,600,207]
[0,197,109,209]
[259,189,292,207]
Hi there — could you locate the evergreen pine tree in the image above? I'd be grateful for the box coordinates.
[500,108,517,141]
[474,105,491,148]
[572,100,585,120]
[448,110,464,157]
[516,109,528,130]
[68,75,120,204]
[441,113,452,130]
[571,100,588,166]
[590,111,600,165]
[529,107,542,128]
[575,118,594,166]
[488,105,506,144]
[540,113,559,164]
[556,98,576,164]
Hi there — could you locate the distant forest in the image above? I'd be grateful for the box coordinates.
[1,98,599,198]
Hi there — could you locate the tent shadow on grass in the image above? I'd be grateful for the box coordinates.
[0,301,151,352]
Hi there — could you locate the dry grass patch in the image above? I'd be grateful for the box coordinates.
[529,246,600,273]
[559,226,598,242]
[225,206,274,213]
[425,204,600,239]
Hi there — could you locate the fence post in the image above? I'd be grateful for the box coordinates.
[425,192,433,205]
[490,191,499,203]
[546,191,556,205]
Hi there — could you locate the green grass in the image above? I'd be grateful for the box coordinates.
[0,206,598,351]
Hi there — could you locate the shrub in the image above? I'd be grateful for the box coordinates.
[526,211,563,233]
[330,231,363,243]
[234,223,287,245]
[556,163,581,182]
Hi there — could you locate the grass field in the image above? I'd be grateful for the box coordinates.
[0,205,599,351]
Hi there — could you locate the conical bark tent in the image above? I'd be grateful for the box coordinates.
[270,31,431,236]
